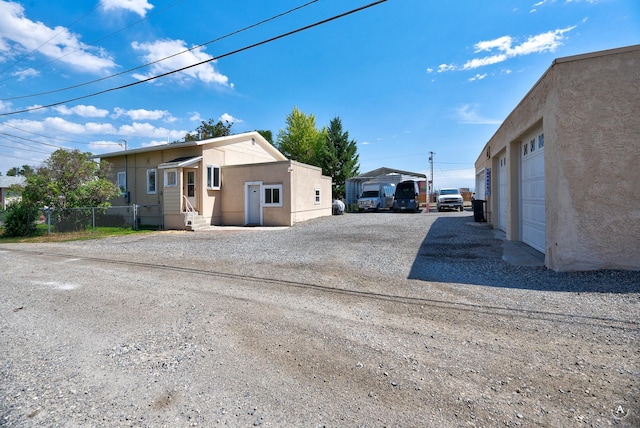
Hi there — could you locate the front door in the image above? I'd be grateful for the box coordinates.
[185,169,197,212]
[247,184,261,225]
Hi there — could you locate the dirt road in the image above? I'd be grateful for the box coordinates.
[1,212,638,426]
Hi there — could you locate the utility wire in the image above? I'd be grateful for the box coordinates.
[0,132,65,149]
[0,1,103,76]
[0,0,387,117]
[0,122,97,145]
[0,0,188,86]
[1,0,318,101]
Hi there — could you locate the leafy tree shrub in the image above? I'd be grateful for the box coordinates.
[3,201,39,237]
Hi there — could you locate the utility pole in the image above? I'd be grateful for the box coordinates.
[428,151,435,206]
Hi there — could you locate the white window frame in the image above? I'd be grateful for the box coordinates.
[117,171,126,194]
[314,187,321,205]
[206,164,221,190]
[263,184,282,207]
[146,168,157,194]
[164,169,177,187]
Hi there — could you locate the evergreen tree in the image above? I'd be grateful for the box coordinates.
[321,117,360,199]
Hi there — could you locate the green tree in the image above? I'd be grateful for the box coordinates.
[23,149,119,210]
[256,129,273,145]
[6,165,35,177]
[184,119,233,141]
[276,107,325,165]
[320,117,360,199]
[2,200,38,237]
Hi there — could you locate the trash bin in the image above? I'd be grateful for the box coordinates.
[472,199,486,222]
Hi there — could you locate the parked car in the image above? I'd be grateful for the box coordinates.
[436,188,464,212]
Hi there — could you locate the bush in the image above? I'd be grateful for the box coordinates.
[3,201,39,237]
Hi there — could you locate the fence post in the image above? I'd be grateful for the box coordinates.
[92,207,96,228]
[46,207,51,235]
[132,204,138,230]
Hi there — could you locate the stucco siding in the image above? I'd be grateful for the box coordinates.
[291,161,332,223]
[475,45,640,271]
[547,48,640,270]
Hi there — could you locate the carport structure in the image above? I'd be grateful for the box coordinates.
[345,167,426,211]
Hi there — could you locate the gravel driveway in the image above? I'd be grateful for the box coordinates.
[1,210,638,427]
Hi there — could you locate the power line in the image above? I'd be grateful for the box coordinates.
[1,0,318,101]
[0,122,97,145]
[13,0,188,80]
[0,0,387,117]
[0,132,65,150]
[0,141,53,155]
[0,1,103,76]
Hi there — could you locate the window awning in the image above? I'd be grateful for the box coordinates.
[158,156,202,169]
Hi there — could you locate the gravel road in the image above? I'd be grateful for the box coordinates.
[1,210,638,427]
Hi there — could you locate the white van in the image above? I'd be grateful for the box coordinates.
[357,182,395,212]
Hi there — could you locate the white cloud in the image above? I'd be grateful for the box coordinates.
[141,140,170,147]
[189,112,203,122]
[113,107,174,121]
[118,122,185,141]
[0,100,12,113]
[454,104,502,125]
[101,0,154,17]
[131,39,231,86]
[437,26,576,72]
[11,67,39,81]
[361,141,371,145]
[219,113,242,123]
[469,73,488,82]
[54,104,110,117]
[89,140,122,152]
[0,1,116,73]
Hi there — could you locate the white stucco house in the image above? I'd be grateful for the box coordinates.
[98,131,333,229]
[474,45,640,272]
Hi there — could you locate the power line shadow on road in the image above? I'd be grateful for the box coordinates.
[408,216,640,293]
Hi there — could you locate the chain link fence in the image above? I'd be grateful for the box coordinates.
[39,205,161,233]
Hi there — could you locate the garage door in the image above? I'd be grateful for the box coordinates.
[520,134,545,253]
[497,155,507,232]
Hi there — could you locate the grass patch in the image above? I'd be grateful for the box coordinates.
[0,225,157,243]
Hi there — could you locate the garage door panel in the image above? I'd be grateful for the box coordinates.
[521,134,545,254]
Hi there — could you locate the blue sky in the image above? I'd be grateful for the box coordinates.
[0,0,638,190]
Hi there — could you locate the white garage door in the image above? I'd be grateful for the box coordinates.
[520,134,545,253]
[497,155,507,232]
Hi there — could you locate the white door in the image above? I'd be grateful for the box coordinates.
[247,184,261,225]
[498,155,507,232]
[185,169,197,212]
[520,135,545,253]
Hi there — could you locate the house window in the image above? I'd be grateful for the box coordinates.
[207,165,221,189]
[538,133,544,149]
[164,169,177,187]
[264,185,282,207]
[147,169,156,194]
[314,188,321,204]
[117,171,126,194]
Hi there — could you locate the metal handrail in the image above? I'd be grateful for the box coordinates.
[182,195,196,226]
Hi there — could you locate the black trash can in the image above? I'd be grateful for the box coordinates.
[472,199,486,222]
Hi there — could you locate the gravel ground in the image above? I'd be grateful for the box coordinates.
[1,210,638,427]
